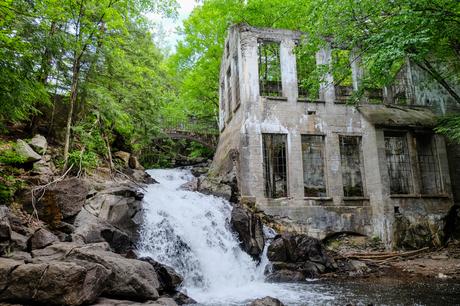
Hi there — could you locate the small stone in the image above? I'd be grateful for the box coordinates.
[248,296,285,306]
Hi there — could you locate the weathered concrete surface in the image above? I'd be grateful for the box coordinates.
[211,24,456,247]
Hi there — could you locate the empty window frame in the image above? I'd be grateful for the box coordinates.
[416,134,443,194]
[302,135,326,197]
[339,136,364,197]
[226,67,232,121]
[296,46,319,100]
[384,132,413,194]
[258,40,282,97]
[332,49,353,101]
[233,55,241,106]
[263,134,288,198]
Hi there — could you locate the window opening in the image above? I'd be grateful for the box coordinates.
[295,46,319,100]
[340,136,364,197]
[332,49,353,101]
[226,67,232,121]
[416,134,443,194]
[384,132,413,194]
[263,134,288,198]
[233,55,240,106]
[258,40,282,97]
[302,135,326,197]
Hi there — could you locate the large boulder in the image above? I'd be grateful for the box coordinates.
[230,205,265,261]
[65,247,161,300]
[28,134,47,155]
[139,257,183,294]
[85,186,143,234]
[21,177,89,226]
[266,234,335,281]
[248,296,285,306]
[0,258,109,306]
[73,208,132,254]
[14,139,41,163]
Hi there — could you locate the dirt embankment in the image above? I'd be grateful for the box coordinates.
[324,234,460,281]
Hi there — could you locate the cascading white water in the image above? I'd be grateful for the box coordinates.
[138,169,333,305]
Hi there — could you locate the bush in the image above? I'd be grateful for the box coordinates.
[67,150,99,172]
[0,141,26,204]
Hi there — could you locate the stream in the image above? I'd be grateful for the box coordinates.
[138,168,460,306]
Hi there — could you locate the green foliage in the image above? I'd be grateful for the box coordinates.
[0,141,25,204]
[436,115,460,143]
[67,150,99,171]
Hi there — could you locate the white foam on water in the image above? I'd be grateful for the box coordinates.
[138,168,334,305]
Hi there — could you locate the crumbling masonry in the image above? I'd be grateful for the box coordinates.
[211,24,460,248]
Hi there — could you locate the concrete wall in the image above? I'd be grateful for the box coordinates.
[212,24,455,246]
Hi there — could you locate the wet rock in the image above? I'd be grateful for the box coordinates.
[28,134,48,154]
[266,269,306,283]
[0,258,109,306]
[266,234,335,281]
[15,139,41,163]
[197,177,232,201]
[171,292,196,305]
[230,205,265,260]
[129,156,144,170]
[268,234,333,267]
[28,228,59,250]
[140,257,183,294]
[114,151,131,167]
[247,296,285,306]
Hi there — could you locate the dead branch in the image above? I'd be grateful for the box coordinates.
[113,169,147,192]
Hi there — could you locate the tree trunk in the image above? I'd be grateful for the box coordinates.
[63,55,81,171]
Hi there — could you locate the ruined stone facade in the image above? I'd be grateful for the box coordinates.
[212,24,457,247]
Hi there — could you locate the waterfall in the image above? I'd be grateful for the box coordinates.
[138,168,332,305]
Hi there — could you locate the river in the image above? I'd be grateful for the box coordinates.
[138,168,460,306]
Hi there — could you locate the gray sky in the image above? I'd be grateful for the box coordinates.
[146,0,198,52]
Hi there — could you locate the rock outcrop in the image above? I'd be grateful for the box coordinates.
[266,233,336,281]
[230,205,265,261]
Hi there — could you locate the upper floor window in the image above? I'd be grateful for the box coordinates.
[384,132,413,194]
[226,67,232,121]
[295,46,320,100]
[332,49,353,102]
[258,40,282,97]
[233,55,240,107]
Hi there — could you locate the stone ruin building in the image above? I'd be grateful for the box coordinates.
[211,24,460,248]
